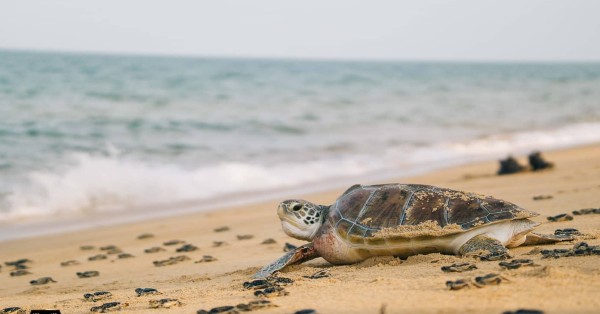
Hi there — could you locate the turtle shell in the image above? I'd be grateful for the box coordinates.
[328,184,538,244]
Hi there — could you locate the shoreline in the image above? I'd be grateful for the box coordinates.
[2,140,598,243]
[1,143,600,313]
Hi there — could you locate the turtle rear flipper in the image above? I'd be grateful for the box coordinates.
[523,232,574,246]
[253,243,318,279]
[458,234,510,261]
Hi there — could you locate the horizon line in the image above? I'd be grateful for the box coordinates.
[1,47,600,64]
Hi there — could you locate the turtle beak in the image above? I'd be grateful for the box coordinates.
[277,203,286,220]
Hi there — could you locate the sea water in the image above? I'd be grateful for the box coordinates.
[1,50,600,231]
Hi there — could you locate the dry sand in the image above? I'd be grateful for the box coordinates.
[1,144,600,313]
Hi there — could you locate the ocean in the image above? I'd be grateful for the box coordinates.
[1,50,600,235]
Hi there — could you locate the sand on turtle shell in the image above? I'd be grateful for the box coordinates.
[372,220,464,238]
[513,209,539,219]
[413,189,484,210]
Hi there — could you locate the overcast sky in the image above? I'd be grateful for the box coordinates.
[1,0,599,61]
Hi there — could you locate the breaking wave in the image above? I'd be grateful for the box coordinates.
[2,122,600,222]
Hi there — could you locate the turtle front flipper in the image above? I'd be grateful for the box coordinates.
[253,243,319,279]
[459,234,510,261]
[523,232,574,245]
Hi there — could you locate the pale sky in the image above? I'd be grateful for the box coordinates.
[1,0,599,61]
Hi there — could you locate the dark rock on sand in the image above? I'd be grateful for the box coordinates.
[529,151,553,171]
[497,156,526,175]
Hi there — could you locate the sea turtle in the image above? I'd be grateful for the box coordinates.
[77,271,100,278]
[135,287,161,296]
[60,260,80,267]
[254,286,289,297]
[163,239,185,246]
[90,302,128,313]
[84,291,112,302]
[445,279,469,290]
[254,184,572,278]
[498,258,534,269]
[175,244,198,252]
[440,262,477,272]
[0,308,26,314]
[137,233,155,239]
[10,270,31,277]
[5,258,31,266]
[100,245,119,251]
[153,255,190,267]
[235,300,277,311]
[29,277,56,285]
[148,298,182,309]
[144,246,166,253]
[473,273,508,287]
[88,254,107,261]
[195,255,217,263]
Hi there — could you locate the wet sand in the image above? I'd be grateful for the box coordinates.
[1,144,600,313]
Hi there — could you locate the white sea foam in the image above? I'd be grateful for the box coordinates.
[446,123,600,155]
[1,151,369,221]
[2,122,600,222]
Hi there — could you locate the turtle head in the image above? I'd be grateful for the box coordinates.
[277,199,325,241]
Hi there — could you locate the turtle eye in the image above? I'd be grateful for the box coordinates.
[292,204,303,211]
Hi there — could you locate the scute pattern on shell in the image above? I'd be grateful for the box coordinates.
[330,184,536,244]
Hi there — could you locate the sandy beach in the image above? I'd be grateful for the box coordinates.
[2,144,600,314]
